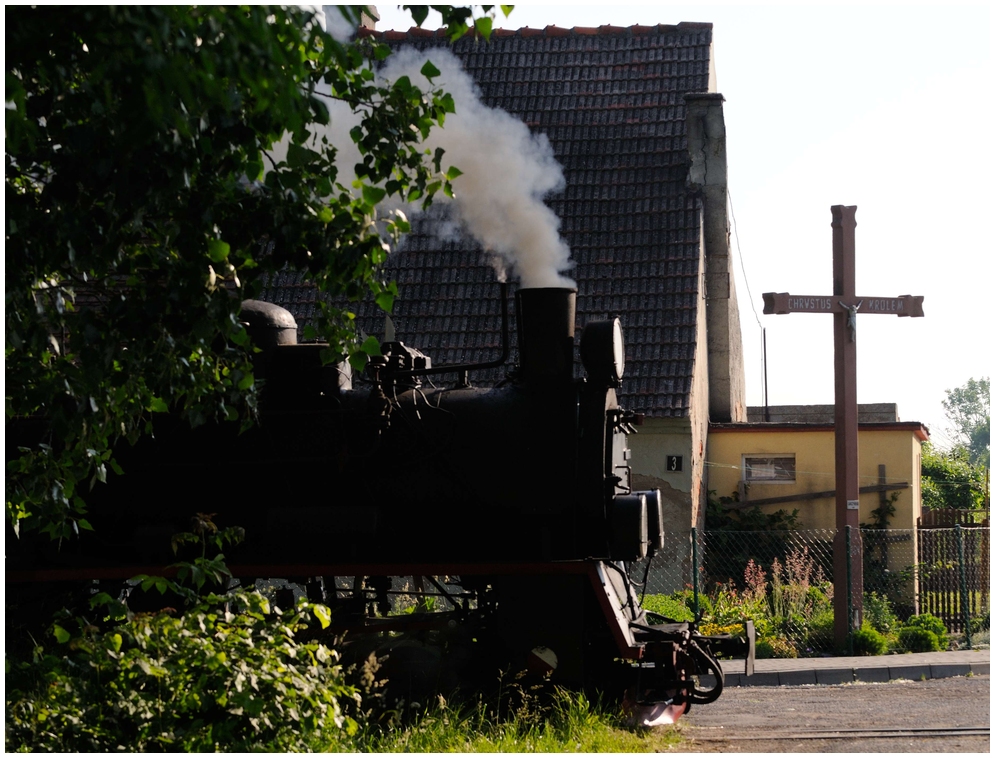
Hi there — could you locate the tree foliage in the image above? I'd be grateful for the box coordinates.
[942,377,990,468]
[920,442,987,511]
[5,5,500,540]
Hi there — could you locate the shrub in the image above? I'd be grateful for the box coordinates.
[903,614,949,650]
[852,623,888,656]
[641,593,694,622]
[863,592,899,635]
[805,610,836,653]
[5,590,358,752]
[898,626,941,653]
[699,622,746,637]
[755,637,798,659]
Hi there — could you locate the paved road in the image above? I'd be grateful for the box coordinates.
[675,675,989,753]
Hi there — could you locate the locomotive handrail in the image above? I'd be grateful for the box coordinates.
[388,281,510,379]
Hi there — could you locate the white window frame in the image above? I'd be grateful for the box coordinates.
[742,454,796,484]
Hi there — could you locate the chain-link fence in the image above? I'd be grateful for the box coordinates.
[632,526,990,655]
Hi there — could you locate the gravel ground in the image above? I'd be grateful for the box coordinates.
[671,675,989,753]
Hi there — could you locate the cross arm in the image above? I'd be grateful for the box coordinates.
[762,293,924,317]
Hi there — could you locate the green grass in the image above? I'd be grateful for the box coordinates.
[352,689,683,753]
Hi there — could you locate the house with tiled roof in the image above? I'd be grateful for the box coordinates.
[261,21,747,585]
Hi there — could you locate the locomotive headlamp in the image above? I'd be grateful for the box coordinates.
[581,318,625,386]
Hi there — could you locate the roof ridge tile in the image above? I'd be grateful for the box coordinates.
[365,22,714,40]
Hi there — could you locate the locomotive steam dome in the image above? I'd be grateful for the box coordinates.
[239,299,298,348]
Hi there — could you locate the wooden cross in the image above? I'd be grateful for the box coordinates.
[762,205,924,647]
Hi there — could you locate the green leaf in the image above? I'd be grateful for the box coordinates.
[362,184,387,206]
[420,60,442,80]
[148,396,169,413]
[90,592,114,607]
[408,5,429,25]
[53,625,70,643]
[359,335,382,357]
[348,351,369,372]
[287,142,319,168]
[312,604,331,629]
[375,291,395,313]
[474,16,493,40]
[207,239,230,263]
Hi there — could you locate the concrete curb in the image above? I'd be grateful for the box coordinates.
[722,660,989,687]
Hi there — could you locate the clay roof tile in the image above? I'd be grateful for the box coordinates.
[263,21,716,417]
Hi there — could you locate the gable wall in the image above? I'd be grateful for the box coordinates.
[628,227,710,591]
[707,426,925,531]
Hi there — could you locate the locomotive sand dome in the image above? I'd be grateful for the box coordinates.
[6,285,753,724]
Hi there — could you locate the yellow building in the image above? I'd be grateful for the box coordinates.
[707,405,929,531]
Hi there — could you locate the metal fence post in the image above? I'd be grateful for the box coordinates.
[846,525,854,655]
[691,527,700,621]
[956,524,972,649]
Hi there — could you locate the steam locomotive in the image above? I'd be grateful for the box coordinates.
[7,286,753,724]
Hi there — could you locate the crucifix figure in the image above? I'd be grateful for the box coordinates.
[762,205,924,647]
[839,300,861,341]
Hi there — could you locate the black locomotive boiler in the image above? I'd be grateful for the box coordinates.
[7,286,753,723]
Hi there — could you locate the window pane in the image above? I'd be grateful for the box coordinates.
[744,455,795,481]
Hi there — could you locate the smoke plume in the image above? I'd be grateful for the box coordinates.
[321,47,575,289]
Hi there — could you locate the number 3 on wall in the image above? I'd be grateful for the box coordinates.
[666,455,683,472]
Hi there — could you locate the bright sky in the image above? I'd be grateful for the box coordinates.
[374,3,994,444]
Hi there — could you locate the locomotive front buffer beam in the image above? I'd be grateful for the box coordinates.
[592,561,755,725]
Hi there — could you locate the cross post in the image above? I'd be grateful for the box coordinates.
[762,205,924,648]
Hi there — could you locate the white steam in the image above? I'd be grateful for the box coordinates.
[310,5,356,43]
[382,48,574,288]
[319,47,575,289]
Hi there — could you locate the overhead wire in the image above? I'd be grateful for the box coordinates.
[728,191,762,332]
[728,190,767,410]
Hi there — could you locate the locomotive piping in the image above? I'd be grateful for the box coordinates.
[391,281,510,378]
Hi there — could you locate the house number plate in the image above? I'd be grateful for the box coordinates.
[847,499,859,510]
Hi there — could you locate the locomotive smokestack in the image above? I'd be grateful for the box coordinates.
[515,288,577,384]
